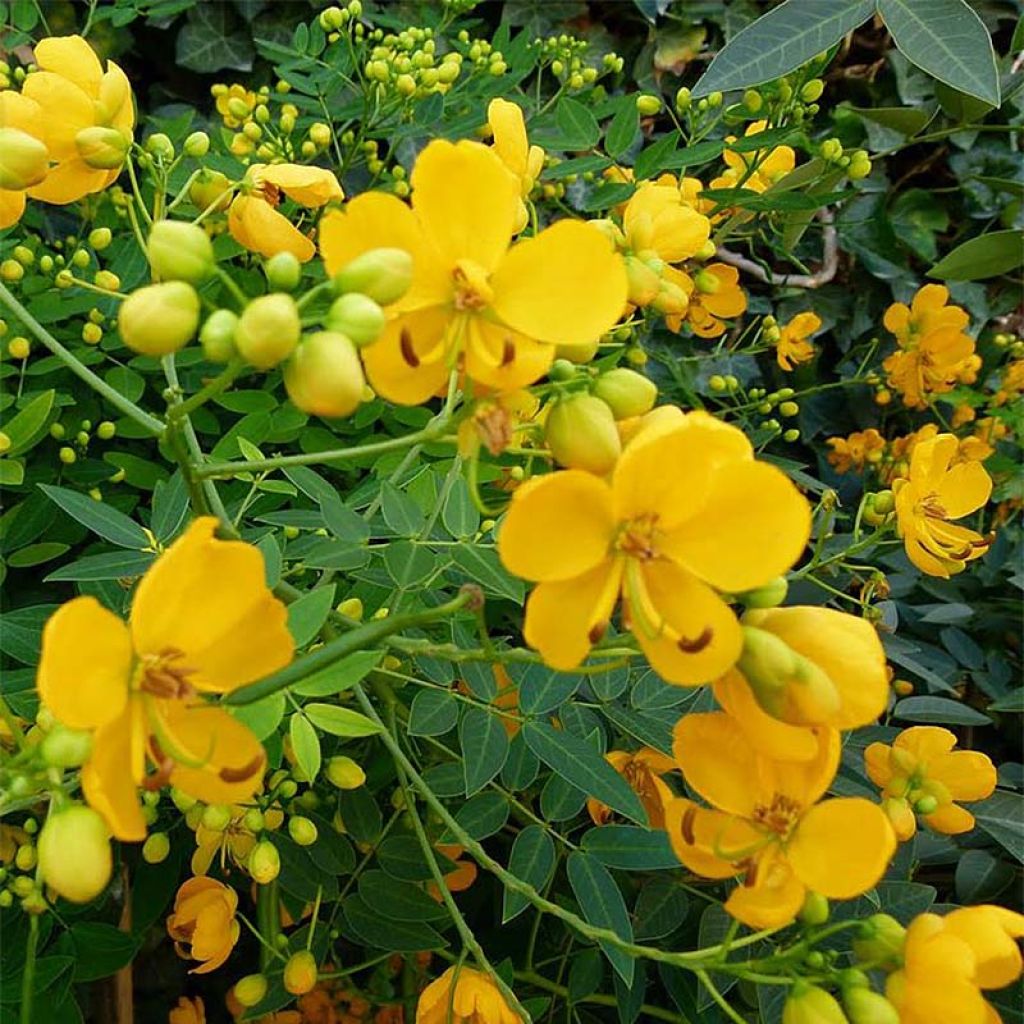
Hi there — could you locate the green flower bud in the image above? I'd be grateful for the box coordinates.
[235,293,301,369]
[555,338,600,364]
[201,804,233,831]
[843,988,899,1024]
[326,756,366,790]
[242,808,265,833]
[674,86,691,112]
[88,227,113,251]
[40,725,93,768]
[200,309,239,363]
[147,220,215,285]
[234,974,269,1008]
[189,169,233,213]
[97,421,116,440]
[119,282,200,356]
[38,806,112,903]
[142,832,170,864]
[593,368,658,419]
[284,950,318,995]
[325,293,385,347]
[170,787,197,812]
[145,133,174,160]
[75,126,131,170]
[783,982,847,1024]
[545,394,621,475]
[739,576,789,610]
[801,79,825,103]
[636,93,662,116]
[183,131,210,158]
[743,89,763,113]
[0,127,48,190]
[284,331,365,418]
[288,815,318,846]
[853,914,906,969]
[248,839,281,884]
[264,251,302,292]
[798,890,830,926]
[333,247,413,306]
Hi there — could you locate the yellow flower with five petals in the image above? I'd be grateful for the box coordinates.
[166,877,239,974]
[776,312,821,371]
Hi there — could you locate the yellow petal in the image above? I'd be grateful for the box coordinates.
[664,798,742,879]
[26,158,110,205]
[82,704,147,841]
[0,190,26,229]
[464,316,553,393]
[928,750,997,802]
[498,470,615,582]
[922,802,975,834]
[864,742,894,788]
[38,596,131,731]
[130,517,293,693]
[488,98,528,177]
[629,560,743,686]
[523,559,623,671]
[257,163,343,206]
[228,195,315,262]
[672,712,760,817]
[490,220,627,346]
[724,849,805,929]
[787,798,896,898]
[360,308,451,405]
[100,63,135,135]
[936,460,993,519]
[20,71,94,159]
[34,35,103,96]
[411,139,518,272]
[883,302,910,336]
[944,906,1024,990]
[895,725,957,760]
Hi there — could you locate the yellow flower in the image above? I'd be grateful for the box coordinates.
[498,411,811,684]
[892,432,993,576]
[215,83,257,129]
[714,120,795,194]
[865,726,996,840]
[826,428,886,475]
[586,748,676,827]
[885,907,1024,1024]
[22,35,134,204]
[668,713,896,928]
[882,285,975,409]
[229,163,343,262]
[191,804,284,875]
[776,312,821,371]
[319,140,627,404]
[684,263,747,338]
[416,966,519,1024]
[37,518,293,840]
[167,877,240,974]
[715,605,889,762]
[0,91,49,228]
[169,996,206,1024]
[487,98,544,233]
[456,390,540,458]
[993,358,1024,406]
[622,182,711,264]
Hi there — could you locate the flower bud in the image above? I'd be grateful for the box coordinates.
[235,293,301,369]
[142,832,170,864]
[326,756,366,790]
[284,331,365,418]
[325,293,386,347]
[0,127,48,190]
[555,338,600,364]
[798,890,830,926]
[333,247,413,305]
[674,86,691,111]
[234,974,269,1008]
[593,368,657,420]
[189,169,233,213]
[284,950,318,995]
[40,725,92,768]
[119,282,201,356]
[694,268,721,294]
[842,988,899,1024]
[242,808,265,833]
[783,982,848,1024]
[801,79,825,103]
[38,806,112,903]
[75,126,130,170]
[201,804,233,831]
[288,816,318,846]
[248,839,281,884]
[147,220,215,284]
[545,394,621,475]
[200,309,239,363]
[337,596,364,620]
[624,255,661,307]
[739,576,789,610]
[852,914,906,969]
[184,131,210,158]
[265,252,302,292]
[170,787,197,812]
[636,94,661,116]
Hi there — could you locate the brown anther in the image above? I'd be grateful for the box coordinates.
[260,182,282,207]
[588,621,608,644]
[680,804,697,846]
[399,327,419,368]
[677,626,713,654]
[142,751,175,791]
[139,647,197,699]
[219,753,265,784]
[500,335,515,367]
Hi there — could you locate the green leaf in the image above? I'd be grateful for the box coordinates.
[878,0,1000,106]
[0,459,24,486]
[358,870,449,922]
[304,704,382,738]
[523,722,645,824]
[378,836,458,882]
[380,481,426,535]
[974,791,1024,862]
[893,696,992,726]
[289,712,321,781]
[604,95,640,159]
[2,390,54,457]
[693,0,875,97]
[39,484,149,549]
[460,705,510,795]
[955,849,1015,903]
[292,650,381,698]
[442,477,480,538]
[503,825,556,923]
[633,131,681,181]
[554,97,602,149]
[341,894,447,951]
[319,492,370,544]
[447,792,509,840]
[449,543,525,602]
[176,3,254,73]
[927,230,1024,281]
[69,924,138,982]
[45,550,155,582]
[286,585,336,647]
[849,105,933,136]
[567,851,635,985]
[580,826,679,870]
[383,540,437,588]
[408,689,459,736]
[7,542,69,568]
[517,664,579,715]
[230,693,285,742]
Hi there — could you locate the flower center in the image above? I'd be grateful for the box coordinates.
[752,793,802,840]
[452,259,494,311]
[136,647,197,699]
[256,181,282,207]
[916,492,948,521]
[615,513,661,560]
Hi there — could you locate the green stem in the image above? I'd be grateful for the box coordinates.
[0,282,166,435]
[169,359,246,420]
[0,696,27,752]
[20,914,39,1024]
[517,970,694,1024]
[695,968,747,1024]
[256,881,282,971]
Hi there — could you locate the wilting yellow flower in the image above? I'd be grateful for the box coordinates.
[681,263,747,338]
[826,428,886,475]
[416,966,519,1024]
[865,726,996,840]
[715,606,888,762]
[498,411,811,684]
[882,285,976,409]
[169,996,206,1024]
[191,805,284,875]
[167,877,240,974]
[587,748,675,827]
[487,98,543,234]
[457,390,539,458]
[0,91,49,228]
[776,312,821,371]
[668,713,895,928]
[22,35,134,204]
[319,140,627,403]
[885,907,1024,1024]
[713,120,795,194]
[893,432,993,576]
[37,518,293,840]
[229,163,343,262]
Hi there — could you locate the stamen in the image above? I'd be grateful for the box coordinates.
[588,621,608,644]
[399,327,419,368]
[677,627,713,654]
[681,804,697,845]
[500,335,515,367]
[219,753,265,784]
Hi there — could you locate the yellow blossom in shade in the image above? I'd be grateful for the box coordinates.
[319,140,627,404]
[587,748,676,827]
[427,843,479,901]
[826,428,886,475]
[416,966,519,1024]
[943,906,1024,991]
[882,285,975,409]
[487,98,544,234]
[892,432,993,576]
[21,35,134,204]
[498,411,811,684]
[191,805,284,875]
[167,877,240,974]
[715,605,889,761]
[864,726,996,840]
[776,312,821,371]
[713,120,796,194]
[621,182,711,264]
[215,83,257,128]
[37,518,294,841]
[456,390,540,459]
[169,996,206,1024]
[668,713,896,929]
[993,358,1024,406]
[229,163,343,262]
[683,263,747,338]
[0,91,49,228]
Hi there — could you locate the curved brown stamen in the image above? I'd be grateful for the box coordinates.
[588,621,608,644]
[219,753,265,784]
[500,335,516,367]
[681,804,697,846]
[677,627,713,654]
[399,327,419,368]
[142,752,175,791]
